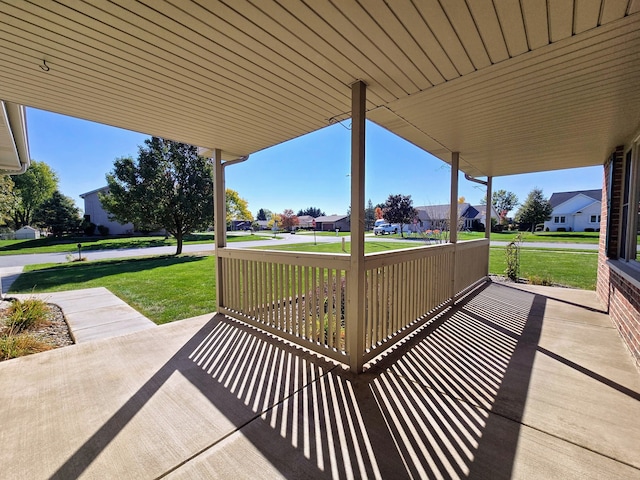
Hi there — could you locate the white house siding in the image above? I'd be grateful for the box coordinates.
[81,190,133,235]
[573,201,602,231]
[544,194,602,232]
[15,226,39,239]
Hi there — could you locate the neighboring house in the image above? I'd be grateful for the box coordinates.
[543,189,602,232]
[79,187,134,235]
[314,215,350,232]
[255,220,270,230]
[296,215,315,229]
[413,203,498,232]
[15,225,39,240]
[230,220,252,231]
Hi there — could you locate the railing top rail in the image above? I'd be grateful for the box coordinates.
[217,247,351,269]
[455,238,490,251]
[364,242,455,269]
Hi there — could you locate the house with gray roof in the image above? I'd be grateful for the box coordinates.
[543,189,602,232]
[314,215,349,232]
[413,203,498,232]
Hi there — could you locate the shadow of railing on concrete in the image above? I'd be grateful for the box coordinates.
[49,282,562,479]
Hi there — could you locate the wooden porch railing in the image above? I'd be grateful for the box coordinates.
[217,238,489,369]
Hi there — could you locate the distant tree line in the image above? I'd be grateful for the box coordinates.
[0,160,83,236]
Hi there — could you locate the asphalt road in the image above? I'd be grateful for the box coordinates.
[0,233,598,268]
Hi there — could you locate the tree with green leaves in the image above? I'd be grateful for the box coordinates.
[297,206,325,217]
[101,137,213,255]
[256,208,268,221]
[365,199,376,230]
[482,189,519,224]
[382,194,417,238]
[226,188,253,226]
[33,190,81,235]
[0,175,15,225]
[515,188,552,232]
[10,160,58,228]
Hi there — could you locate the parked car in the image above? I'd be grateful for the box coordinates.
[373,223,398,235]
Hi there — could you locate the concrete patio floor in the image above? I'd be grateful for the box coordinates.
[0,281,638,479]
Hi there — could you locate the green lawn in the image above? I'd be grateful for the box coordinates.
[489,248,597,290]
[258,241,598,288]
[12,255,216,324]
[295,230,351,237]
[0,233,267,256]
[9,241,598,325]
[255,240,419,254]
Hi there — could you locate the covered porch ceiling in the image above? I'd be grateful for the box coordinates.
[0,1,639,177]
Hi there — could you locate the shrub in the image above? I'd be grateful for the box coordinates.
[585,228,594,232]
[0,334,53,360]
[528,274,553,286]
[97,225,109,236]
[505,233,523,281]
[4,298,49,335]
[83,221,96,236]
[557,227,567,232]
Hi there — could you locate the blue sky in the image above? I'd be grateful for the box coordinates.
[26,107,602,217]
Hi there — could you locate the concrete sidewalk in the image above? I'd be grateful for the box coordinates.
[0,282,638,479]
[9,287,156,343]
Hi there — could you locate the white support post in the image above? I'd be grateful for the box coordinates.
[486,176,493,239]
[347,80,366,373]
[450,152,459,303]
[213,149,226,311]
[449,152,459,244]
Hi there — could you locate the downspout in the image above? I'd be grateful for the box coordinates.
[465,173,492,281]
[222,155,249,169]
[464,173,487,187]
[1,102,30,175]
[213,152,249,312]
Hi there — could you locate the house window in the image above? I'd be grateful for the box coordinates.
[620,138,640,262]
[554,216,565,223]
[590,215,601,223]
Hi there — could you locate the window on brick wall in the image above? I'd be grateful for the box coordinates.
[620,138,640,262]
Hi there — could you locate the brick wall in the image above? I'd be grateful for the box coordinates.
[597,147,640,370]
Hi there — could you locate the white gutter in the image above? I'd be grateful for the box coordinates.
[222,155,249,168]
[464,172,488,186]
[0,102,30,175]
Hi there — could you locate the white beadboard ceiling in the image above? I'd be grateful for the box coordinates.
[0,0,639,176]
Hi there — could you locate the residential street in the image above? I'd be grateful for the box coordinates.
[0,233,597,269]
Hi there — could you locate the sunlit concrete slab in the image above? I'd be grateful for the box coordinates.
[10,287,156,343]
[0,282,638,479]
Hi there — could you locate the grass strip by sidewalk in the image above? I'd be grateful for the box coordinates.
[11,255,216,325]
[0,233,268,256]
[257,241,597,289]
